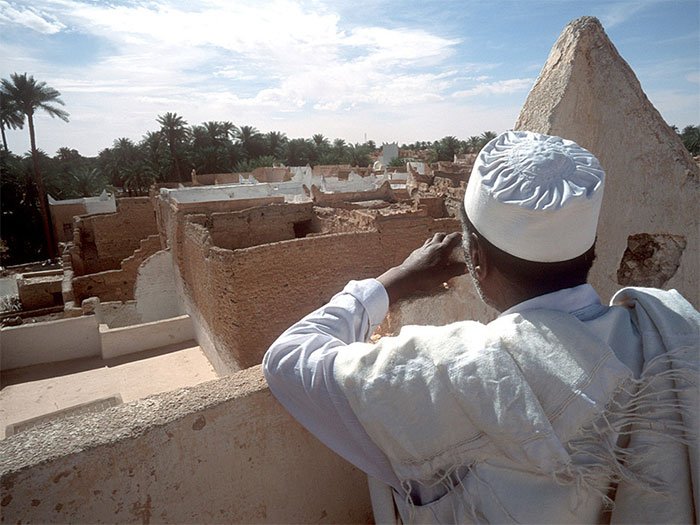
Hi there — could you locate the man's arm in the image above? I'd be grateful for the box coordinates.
[263,232,465,488]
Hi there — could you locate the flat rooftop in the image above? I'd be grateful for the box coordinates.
[0,341,217,439]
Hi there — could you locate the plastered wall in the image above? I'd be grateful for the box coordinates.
[134,250,183,323]
[0,315,101,370]
[0,366,373,524]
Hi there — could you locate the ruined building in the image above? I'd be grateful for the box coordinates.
[1,16,698,524]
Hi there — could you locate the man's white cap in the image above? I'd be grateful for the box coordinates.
[464,131,605,262]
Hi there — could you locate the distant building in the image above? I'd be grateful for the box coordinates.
[48,190,116,243]
[379,142,399,165]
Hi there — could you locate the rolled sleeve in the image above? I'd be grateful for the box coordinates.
[342,279,389,336]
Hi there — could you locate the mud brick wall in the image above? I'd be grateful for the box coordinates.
[311,181,394,207]
[72,235,162,303]
[312,207,378,233]
[72,197,158,275]
[210,203,314,251]
[51,202,87,243]
[377,215,461,267]
[192,173,216,185]
[214,233,385,369]
[156,198,288,273]
[417,197,448,218]
[178,208,463,372]
[215,173,241,184]
[251,167,292,182]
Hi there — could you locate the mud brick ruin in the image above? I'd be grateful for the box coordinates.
[1,16,698,524]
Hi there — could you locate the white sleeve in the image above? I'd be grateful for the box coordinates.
[262,278,401,489]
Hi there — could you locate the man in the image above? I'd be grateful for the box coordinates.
[263,131,699,523]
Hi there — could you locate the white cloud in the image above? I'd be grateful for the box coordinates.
[646,89,700,126]
[452,78,534,98]
[598,0,662,29]
[0,1,65,34]
[12,0,468,120]
[7,0,686,157]
[686,72,700,84]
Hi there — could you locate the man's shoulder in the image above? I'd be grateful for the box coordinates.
[612,286,699,325]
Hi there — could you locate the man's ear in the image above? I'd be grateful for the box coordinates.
[469,233,488,280]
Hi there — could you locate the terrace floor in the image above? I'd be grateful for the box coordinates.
[0,341,218,439]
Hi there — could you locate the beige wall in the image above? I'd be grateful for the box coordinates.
[0,366,373,524]
[515,17,700,307]
[50,202,87,243]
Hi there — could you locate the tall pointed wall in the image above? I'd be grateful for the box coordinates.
[515,16,699,306]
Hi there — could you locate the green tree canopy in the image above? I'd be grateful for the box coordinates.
[157,112,189,181]
[1,73,69,259]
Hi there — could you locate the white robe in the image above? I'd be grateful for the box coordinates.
[333,287,699,524]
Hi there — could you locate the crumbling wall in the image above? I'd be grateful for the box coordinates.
[17,271,63,310]
[617,233,687,288]
[515,16,700,306]
[180,224,384,372]
[0,366,373,524]
[312,207,383,233]
[313,165,372,179]
[72,235,162,303]
[71,197,159,276]
[210,202,315,250]
[50,202,87,243]
[177,203,466,373]
[311,180,394,207]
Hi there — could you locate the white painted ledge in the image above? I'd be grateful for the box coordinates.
[99,314,194,359]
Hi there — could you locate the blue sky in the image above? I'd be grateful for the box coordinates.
[1,0,698,157]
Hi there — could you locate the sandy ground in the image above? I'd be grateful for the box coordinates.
[0,341,218,439]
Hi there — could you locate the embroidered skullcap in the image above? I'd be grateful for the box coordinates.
[464,131,605,262]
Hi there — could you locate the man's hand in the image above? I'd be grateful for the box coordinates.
[377,232,467,305]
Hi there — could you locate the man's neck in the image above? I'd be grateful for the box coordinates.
[491,277,586,313]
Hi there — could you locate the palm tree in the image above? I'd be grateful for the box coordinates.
[236,125,264,159]
[265,130,287,158]
[347,143,370,167]
[110,137,141,189]
[221,121,237,140]
[680,125,700,156]
[139,130,169,182]
[202,121,231,146]
[157,112,189,181]
[55,146,80,162]
[478,131,497,149]
[0,91,24,151]
[312,134,329,161]
[332,138,347,163]
[465,136,481,153]
[1,73,69,259]
[68,167,106,198]
[283,138,311,166]
[438,136,461,161]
